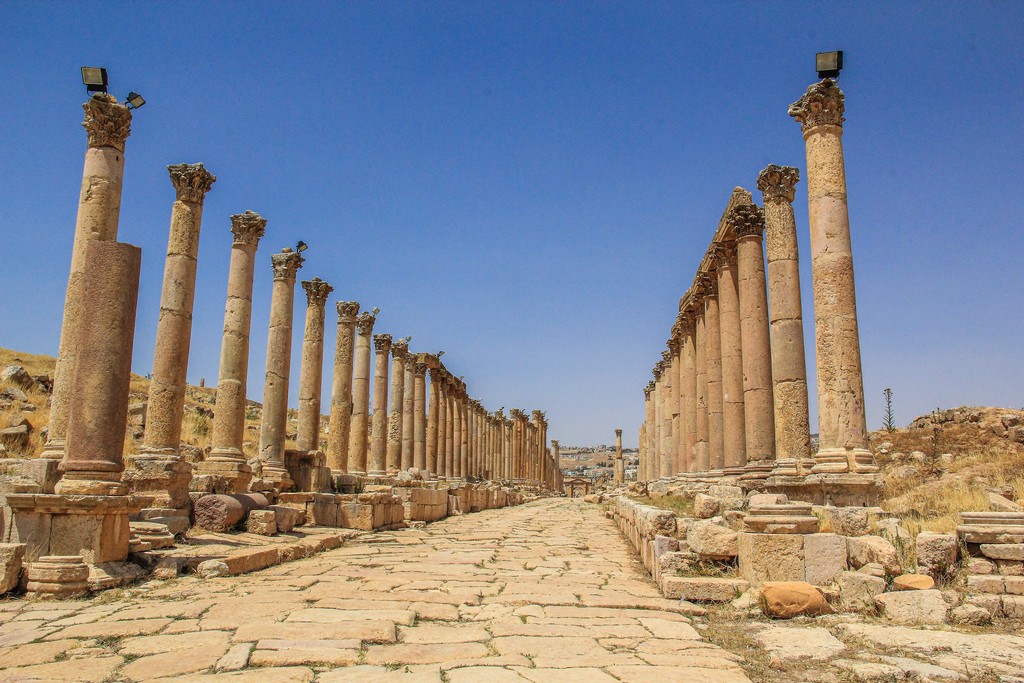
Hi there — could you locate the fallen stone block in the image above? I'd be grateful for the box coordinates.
[892,573,935,591]
[0,542,26,593]
[194,494,246,532]
[759,581,832,619]
[661,576,749,602]
[838,570,886,612]
[247,509,277,536]
[915,531,958,578]
[847,535,901,575]
[875,588,949,625]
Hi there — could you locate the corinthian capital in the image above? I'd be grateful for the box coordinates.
[336,301,360,321]
[756,165,800,204]
[302,277,333,307]
[373,333,392,353]
[644,382,655,399]
[414,361,428,377]
[710,242,736,269]
[391,337,409,359]
[789,79,845,133]
[697,272,717,298]
[230,210,266,246]
[271,248,303,281]
[358,309,378,335]
[168,163,216,204]
[82,93,131,152]
[667,337,680,354]
[728,203,766,240]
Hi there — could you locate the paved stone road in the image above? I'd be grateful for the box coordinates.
[0,498,750,682]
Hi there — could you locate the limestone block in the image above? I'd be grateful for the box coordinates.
[693,493,720,519]
[966,574,1004,594]
[1002,595,1024,619]
[759,581,832,619]
[657,550,697,575]
[129,521,175,550]
[1004,576,1024,595]
[194,494,246,532]
[25,555,89,599]
[838,570,886,612]
[892,574,935,591]
[981,543,1024,561]
[661,576,749,602]
[709,484,743,498]
[739,532,804,586]
[997,560,1024,576]
[846,536,901,575]
[957,512,1024,544]
[948,603,992,625]
[988,492,1023,512]
[818,506,870,536]
[0,542,25,593]
[858,562,886,578]
[964,592,1002,618]
[269,505,304,532]
[968,557,995,574]
[246,509,277,535]
[197,559,230,578]
[804,533,848,585]
[875,589,949,625]
[749,493,788,507]
[653,535,678,558]
[686,521,738,560]
[915,532,958,578]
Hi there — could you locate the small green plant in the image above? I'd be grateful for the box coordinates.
[883,387,895,432]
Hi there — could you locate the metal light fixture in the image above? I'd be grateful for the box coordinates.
[125,91,145,109]
[816,51,843,79]
[81,66,108,93]
[296,240,308,253]
[437,351,445,358]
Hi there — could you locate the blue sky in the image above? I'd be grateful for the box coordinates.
[1,2,1021,446]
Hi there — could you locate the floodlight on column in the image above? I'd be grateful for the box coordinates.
[125,91,145,109]
[81,66,108,93]
[816,51,843,79]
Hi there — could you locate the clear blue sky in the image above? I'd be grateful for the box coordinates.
[1,2,1021,447]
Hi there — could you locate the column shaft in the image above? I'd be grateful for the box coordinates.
[402,359,414,470]
[704,289,724,470]
[715,246,747,472]
[413,363,427,471]
[348,312,376,474]
[369,334,392,476]
[296,279,333,452]
[327,303,359,472]
[693,310,709,472]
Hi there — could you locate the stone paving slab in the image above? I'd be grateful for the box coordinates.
[0,499,751,682]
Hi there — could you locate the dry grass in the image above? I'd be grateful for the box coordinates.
[630,493,695,517]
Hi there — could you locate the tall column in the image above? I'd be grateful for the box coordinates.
[758,165,812,475]
[693,303,709,473]
[296,278,333,452]
[402,354,415,470]
[731,204,776,480]
[789,79,876,474]
[551,440,560,488]
[681,311,698,472]
[460,394,469,478]
[369,333,392,477]
[257,248,303,490]
[427,367,441,475]
[437,377,449,477]
[348,310,376,475]
[55,241,141,495]
[451,389,462,478]
[203,211,266,491]
[386,338,408,475]
[43,94,132,466]
[668,340,682,475]
[703,275,724,471]
[642,385,655,480]
[714,243,747,474]
[444,382,456,477]
[413,362,428,471]
[660,353,674,478]
[327,302,359,473]
[127,163,215,511]
[614,428,623,483]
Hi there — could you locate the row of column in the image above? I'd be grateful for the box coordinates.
[40,92,559,505]
[639,78,877,482]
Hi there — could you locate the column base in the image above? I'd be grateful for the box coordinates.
[260,463,295,491]
[198,449,253,494]
[54,472,127,496]
[5,493,142,565]
[123,453,193,510]
[811,447,878,474]
[768,458,801,477]
[739,460,775,482]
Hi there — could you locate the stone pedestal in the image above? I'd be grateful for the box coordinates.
[202,211,266,491]
[43,94,132,470]
[6,494,141,565]
[126,163,216,521]
[25,555,90,599]
[789,80,876,475]
[257,248,304,491]
[327,302,359,473]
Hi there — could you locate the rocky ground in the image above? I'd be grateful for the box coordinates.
[2,498,1022,682]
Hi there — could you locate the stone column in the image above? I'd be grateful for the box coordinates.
[327,302,359,473]
[296,278,333,452]
[402,354,415,471]
[703,275,724,471]
[758,165,812,475]
[55,241,141,495]
[452,389,463,478]
[43,94,132,467]
[445,385,457,478]
[413,362,428,471]
[386,337,408,475]
[614,428,623,483]
[693,303,709,473]
[551,440,560,486]
[461,395,470,478]
[660,353,674,478]
[731,203,776,480]
[257,248,304,490]
[369,333,392,476]
[203,211,266,491]
[789,79,876,474]
[713,243,747,474]
[127,163,215,512]
[643,385,655,480]
[427,367,441,475]
[681,312,698,472]
[669,340,682,474]
[348,310,376,475]
[438,377,450,477]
